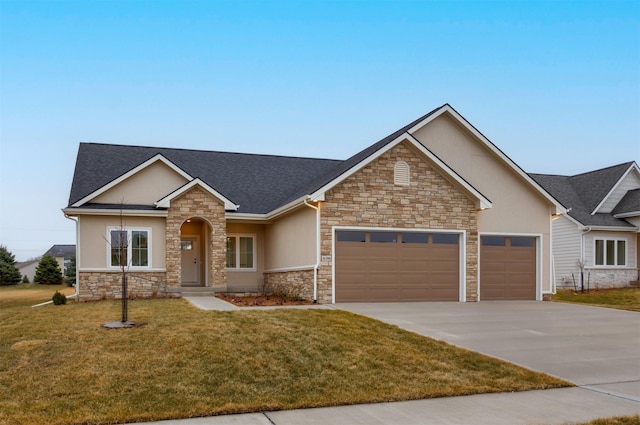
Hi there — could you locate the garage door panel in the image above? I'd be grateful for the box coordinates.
[481,236,536,301]
[336,230,460,302]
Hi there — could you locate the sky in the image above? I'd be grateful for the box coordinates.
[0,0,639,262]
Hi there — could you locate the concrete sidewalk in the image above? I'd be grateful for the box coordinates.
[136,387,639,425]
[133,298,639,424]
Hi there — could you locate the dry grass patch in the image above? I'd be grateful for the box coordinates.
[568,416,640,425]
[551,287,640,312]
[0,293,569,425]
[0,284,75,307]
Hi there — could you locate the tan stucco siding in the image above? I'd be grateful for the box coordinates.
[264,206,317,270]
[77,215,166,269]
[226,222,266,291]
[92,161,188,205]
[412,114,555,293]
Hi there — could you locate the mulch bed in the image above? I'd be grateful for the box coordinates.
[217,294,313,307]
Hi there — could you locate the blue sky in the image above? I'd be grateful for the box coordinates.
[1,0,638,261]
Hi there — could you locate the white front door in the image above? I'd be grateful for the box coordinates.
[181,237,200,286]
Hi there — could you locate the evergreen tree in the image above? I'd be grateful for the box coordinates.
[0,245,21,285]
[65,256,76,287]
[34,255,63,284]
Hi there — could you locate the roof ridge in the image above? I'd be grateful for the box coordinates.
[79,142,342,163]
[569,161,635,178]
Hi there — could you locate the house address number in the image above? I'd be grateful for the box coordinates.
[321,255,332,262]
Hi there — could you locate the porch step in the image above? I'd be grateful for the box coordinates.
[167,287,220,297]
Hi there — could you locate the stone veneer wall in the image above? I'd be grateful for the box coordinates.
[316,141,479,303]
[78,271,170,301]
[166,186,227,289]
[263,269,314,300]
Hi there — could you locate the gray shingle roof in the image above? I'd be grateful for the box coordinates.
[68,144,342,214]
[68,105,452,214]
[530,162,637,228]
[613,188,640,215]
[44,245,76,258]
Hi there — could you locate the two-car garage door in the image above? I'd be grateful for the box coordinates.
[335,230,460,302]
[334,230,537,302]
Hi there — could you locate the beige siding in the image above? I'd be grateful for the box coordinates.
[599,170,640,213]
[92,161,188,205]
[552,216,582,287]
[264,206,317,270]
[78,215,166,269]
[226,222,266,291]
[412,113,555,293]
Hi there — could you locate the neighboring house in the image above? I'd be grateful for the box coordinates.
[532,163,640,290]
[16,260,38,282]
[44,244,77,276]
[63,104,564,303]
[15,245,76,282]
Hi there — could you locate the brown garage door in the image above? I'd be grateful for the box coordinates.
[335,230,460,302]
[480,236,536,300]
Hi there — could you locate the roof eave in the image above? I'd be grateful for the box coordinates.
[155,178,239,211]
[590,162,640,215]
[62,207,168,217]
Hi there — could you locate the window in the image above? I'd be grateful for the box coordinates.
[226,235,255,270]
[432,233,459,245]
[108,228,150,268]
[402,233,428,244]
[370,232,397,243]
[336,231,366,242]
[394,161,410,186]
[595,238,626,266]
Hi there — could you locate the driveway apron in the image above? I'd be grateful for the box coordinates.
[334,301,640,401]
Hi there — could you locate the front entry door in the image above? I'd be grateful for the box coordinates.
[181,237,200,286]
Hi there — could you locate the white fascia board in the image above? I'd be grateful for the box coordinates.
[155,178,239,211]
[409,105,566,214]
[613,211,640,219]
[71,154,193,207]
[591,163,640,215]
[585,225,639,232]
[62,207,168,217]
[309,132,492,210]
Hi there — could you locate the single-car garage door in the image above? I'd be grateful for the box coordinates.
[480,236,536,300]
[335,230,460,302]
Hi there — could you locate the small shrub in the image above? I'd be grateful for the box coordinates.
[22,275,29,283]
[52,291,67,305]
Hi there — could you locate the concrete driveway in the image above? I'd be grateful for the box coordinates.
[334,301,640,401]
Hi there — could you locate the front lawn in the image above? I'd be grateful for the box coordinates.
[0,287,569,425]
[551,287,640,312]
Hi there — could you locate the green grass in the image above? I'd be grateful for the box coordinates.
[551,287,640,312]
[0,286,569,425]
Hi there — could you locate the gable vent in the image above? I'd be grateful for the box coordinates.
[394,161,410,186]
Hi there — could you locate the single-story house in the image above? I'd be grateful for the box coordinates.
[63,104,565,303]
[531,162,640,289]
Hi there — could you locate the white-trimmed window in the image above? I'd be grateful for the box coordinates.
[108,227,151,268]
[594,238,626,266]
[226,234,255,270]
[394,160,410,186]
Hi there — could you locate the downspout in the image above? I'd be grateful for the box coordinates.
[580,226,592,290]
[64,213,79,299]
[304,198,320,303]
